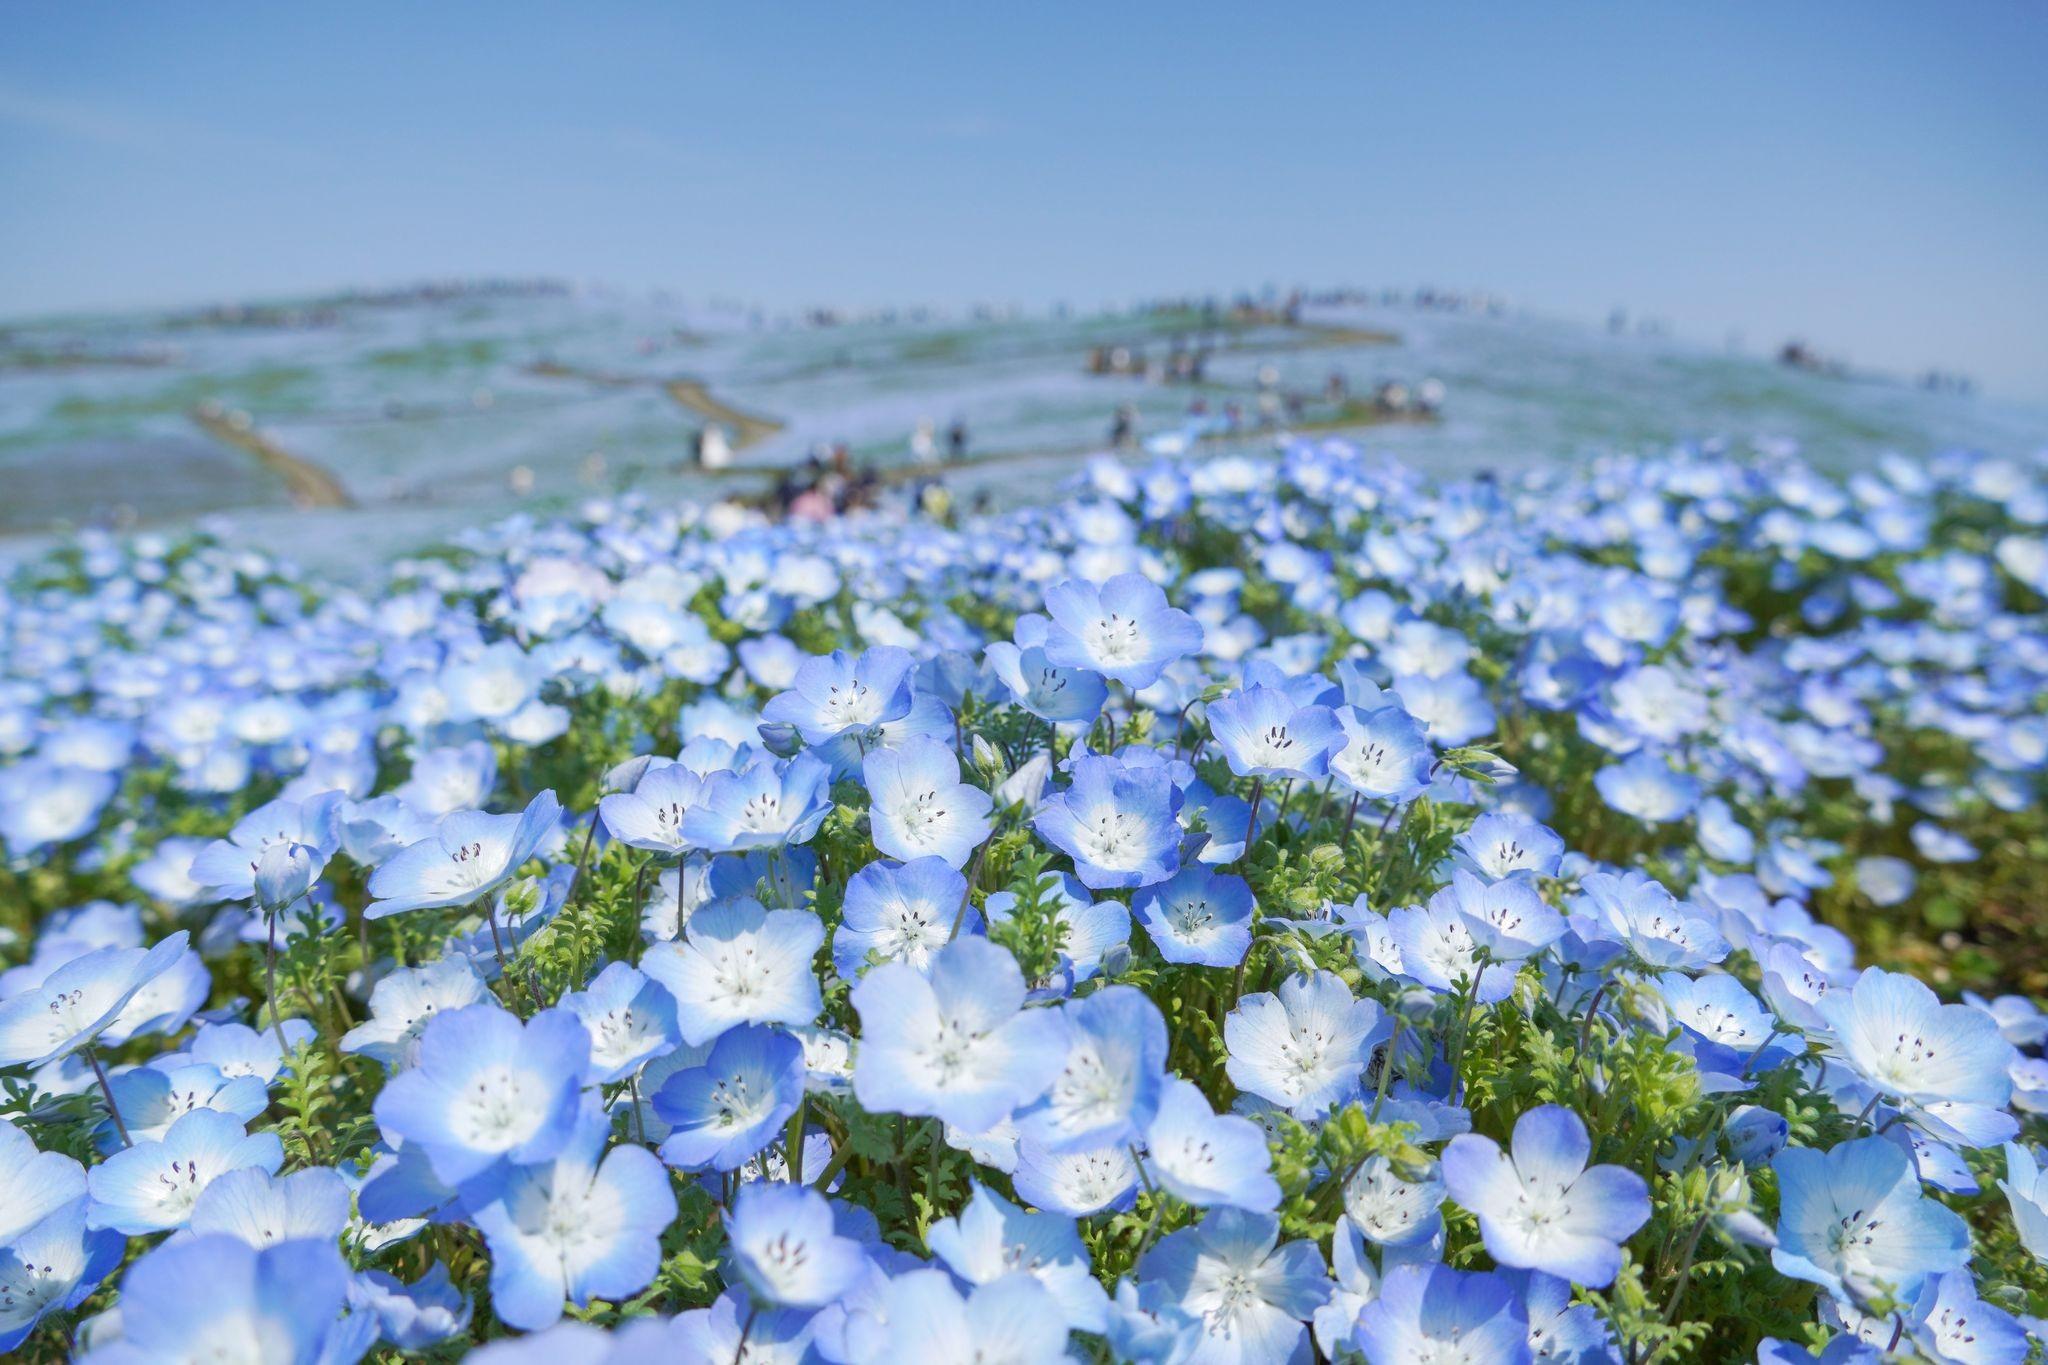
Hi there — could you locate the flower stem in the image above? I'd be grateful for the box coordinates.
[785,1094,807,1183]
[811,1137,857,1192]
[731,1302,758,1365]
[949,838,991,940]
[1242,775,1265,858]
[1661,1211,1712,1320]
[84,1044,131,1148]
[1128,1144,1169,1262]
[925,1119,946,1209]
[1370,1015,1405,1122]
[265,909,292,1058]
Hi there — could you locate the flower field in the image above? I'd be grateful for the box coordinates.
[2,438,2047,1362]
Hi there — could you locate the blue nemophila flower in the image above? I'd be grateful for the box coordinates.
[1343,1153,1447,1248]
[669,1287,815,1360]
[596,760,709,858]
[851,935,1066,1134]
[1441,1104,1650,1288]
[876,1268,1072,1365]
[1104,1276,1204,1365]
[1013,1137,1141,1217]
[1354,1263,1531,1365]
[1392,671,1495,747]
[1035,752,1183,890]
[1906,1269,2029,1365]
[1655,972,1796,1093]
[1042,573,1204,689]
[1998,1142,2048,1263]
[1817,966,2018,1149]
[1207,685,1344,781]
[0,931,190,1068]
[1445,869,1565,963]
[0,1118,87,1244]
[1962,991,2048,1049]
[468,1101,676,1330]
[0,760,117,857]
[863,736,994,868]
[1577,870,1728,970]
[0,1198,123,1352]
[1511,1268,1615,1363]
[1387,896,1515,1004]
[1330,703,1435,803]
[354,1263,473,1353]
[394,741,498,818]
[929,1183,1111,1332]
[187,1019,314,1085]
[372,1003,588,1186]
[1135,865,1254,967]
[188,792,344,901]
[679,752,833,853]
[364,790,561,920]
[1312,1215,1380,1358]
[339,955,492,1072]
[726,1180,867,1308]
[85,1107,284,1235]
[1593,749,1701,824]
[559,961,681,1084]
[761,645,918,748]
[1144,1076,1281,1213]
[1139,1206,1328,1365]
[252,840,320,916]
[640,896,824,1046]
[98,1061,269,1151]
[652,1024,804,1171]
[833,856,971,978]
[1456,813,1565,881]
[1759,942,1848,1034]
[985,638,1109,726]
[1771,1135,1970,1302]
[1018,985,1168,1152]
[188,1165,351,1246]
[76,1233,356,1365]
[1225,970,1390,1120]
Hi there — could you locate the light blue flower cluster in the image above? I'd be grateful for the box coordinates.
[0,437,2045,1361]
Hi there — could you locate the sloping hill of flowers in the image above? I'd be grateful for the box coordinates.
[1,439,2046,1362]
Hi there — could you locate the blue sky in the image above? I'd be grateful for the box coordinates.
[3,3,2044,396]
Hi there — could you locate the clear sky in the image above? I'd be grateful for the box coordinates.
[3,3,2044,396]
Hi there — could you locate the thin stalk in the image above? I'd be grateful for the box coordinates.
[1341,792,1361,844]
[811,1138,857,1192]
[785,1094,808,1184]
[84,1044,131,1148]
[1242,775,1266,858]
[1444,967,1483,1105]
[1128,1144,1169,1261]
[949,838,992,940]
[265,909,292,1058]
[484,901,541,1015]
[925,1119,946,1209]
[1660,1212,1712,1320]
[731,1302,758,1365]
[1370,1016,1405,1122]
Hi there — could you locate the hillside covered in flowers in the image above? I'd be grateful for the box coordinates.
[2,438,2046,1362]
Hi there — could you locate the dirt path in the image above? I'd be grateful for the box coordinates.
[661,378,784,448]
[525,362,784,449]
[190,403,354,508]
